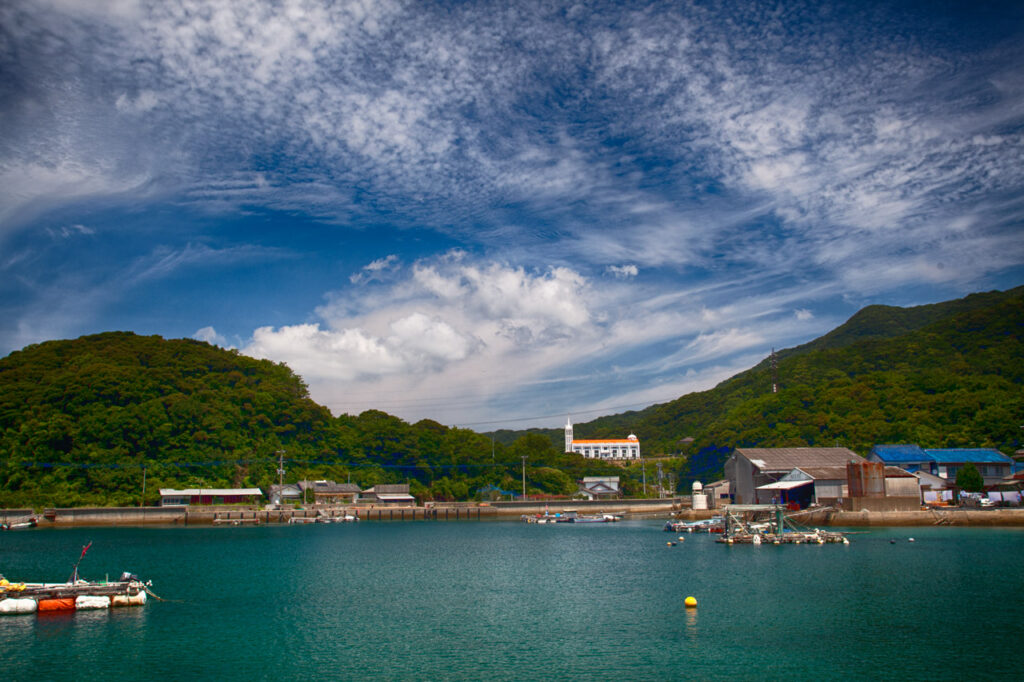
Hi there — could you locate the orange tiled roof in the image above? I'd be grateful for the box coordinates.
[572,439,638,444]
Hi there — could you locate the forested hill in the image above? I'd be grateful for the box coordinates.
[505,286,1024,483]
[0,332,624,507]
[2,286,1022,507]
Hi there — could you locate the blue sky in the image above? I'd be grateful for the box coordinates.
[2,1,1023,429]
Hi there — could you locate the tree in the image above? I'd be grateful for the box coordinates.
[955,462,984,493]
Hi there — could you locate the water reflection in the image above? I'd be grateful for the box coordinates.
[685,607,697,636]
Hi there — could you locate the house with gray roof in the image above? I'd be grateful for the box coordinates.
[299,480,362,505]
[358,483,416,506]
[575,476,622,500]
[725,447,865,504]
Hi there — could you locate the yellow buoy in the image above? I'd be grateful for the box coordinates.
[684,596,698,608]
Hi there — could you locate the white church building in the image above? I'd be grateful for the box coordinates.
[564,417,640,460]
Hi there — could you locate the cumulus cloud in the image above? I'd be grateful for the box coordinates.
[236,252,845,425]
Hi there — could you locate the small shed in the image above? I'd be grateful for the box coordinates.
[703,479,732,508]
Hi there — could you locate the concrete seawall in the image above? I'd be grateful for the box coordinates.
[8,503,1024,527]
[19,499,684,526]
[820,508,1024,527]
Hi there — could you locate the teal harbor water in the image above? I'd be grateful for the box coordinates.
[2,520,1023,681]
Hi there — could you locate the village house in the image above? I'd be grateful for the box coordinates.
[300,480,361,505]
[357,483,415,506]
[266,483,303,506]
[575,476,622,500]
[869,444,1013,488]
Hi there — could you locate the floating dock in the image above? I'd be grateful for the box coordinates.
[715,504,849,545]
[1,575,150,615]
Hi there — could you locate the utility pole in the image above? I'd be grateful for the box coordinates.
[140,465,146,507]
[276,450,286,487]
[642,459,647,496]
[657,462,664,499]
[521,455,527,499]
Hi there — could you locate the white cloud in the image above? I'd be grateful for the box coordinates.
[350,254,400,284]
[607,264,638,279]
[192,326,232,348]
[794,309,814,321]
[46,223,96,239]
[234,252,848,426]
[0,161,149,238]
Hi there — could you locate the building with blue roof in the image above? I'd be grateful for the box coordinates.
[923,449,1013,486]
[868,445,930,472]
[869,444,1013,487]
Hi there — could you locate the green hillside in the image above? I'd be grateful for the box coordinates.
[546,285,1024,485]
[2,286,1021,507]
[0,332,626,507]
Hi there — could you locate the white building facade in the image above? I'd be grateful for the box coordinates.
[564,417,640,460]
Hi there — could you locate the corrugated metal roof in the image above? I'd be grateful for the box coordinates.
[757,479,814,490]
[312,482,361,493]
[375,493,415,501]
[734,448,863,472]
[924,448,1012,464]
[366,484,411,494]
[794,466,849,480]
[870,444,929,462]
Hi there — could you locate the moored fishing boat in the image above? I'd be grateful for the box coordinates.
[1,516,37,530]
[664,516,724,533]
[523,510,622,523]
